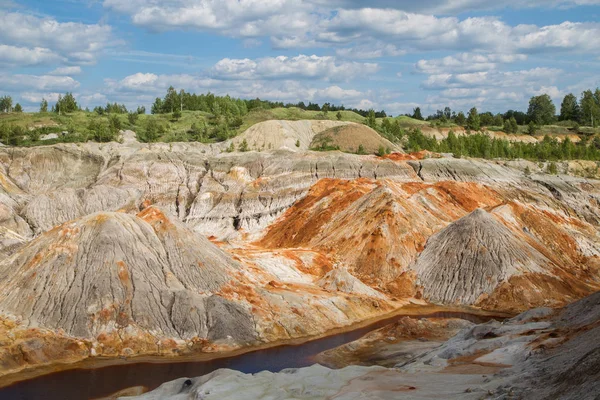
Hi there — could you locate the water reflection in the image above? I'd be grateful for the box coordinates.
[0,312,501,400]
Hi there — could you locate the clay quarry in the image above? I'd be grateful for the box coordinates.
[0,117,599,399]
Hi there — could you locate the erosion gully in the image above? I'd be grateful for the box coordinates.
[0,310,508,400]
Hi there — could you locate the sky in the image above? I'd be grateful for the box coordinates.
[1,0,600,116]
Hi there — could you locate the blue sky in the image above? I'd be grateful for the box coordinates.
[1,0,600,116]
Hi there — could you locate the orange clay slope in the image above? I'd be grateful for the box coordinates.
[256,177,600,312]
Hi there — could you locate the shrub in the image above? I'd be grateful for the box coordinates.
[238,139,249,152]
[546,162,558,175]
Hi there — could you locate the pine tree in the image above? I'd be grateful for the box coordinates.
[365,109,377,129]
[412,107,423,120]
[466,107,480,131]
[455,111,466,127]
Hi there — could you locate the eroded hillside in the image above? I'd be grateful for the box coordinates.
[1,126,599,380]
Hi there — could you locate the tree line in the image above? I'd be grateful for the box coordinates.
[407,88,600,133]
[405,128,600,162]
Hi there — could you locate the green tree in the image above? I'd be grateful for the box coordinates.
[144,119,159,142]
[0,124,9,144]
[503,117,518,134]
[0,96,13,112]
[40,98,48,113]
[377,145,387,157]
[189,122,204,141]
[238,139,249,152]
[560,93,580,122]
[528,121,538,136]
[295,139,300,147]
[151,98,163,114]
[336,111,342,121]
[527,94,556,125]
[493,113,504,127]
[381,118,391,134]
[172,109,182,121]
[412,107,423,120]
[164,86,179,113]
[580,89,600,127]
[108,115,122,135]
[365,109,377,129]
[322,103,330,116]
[546,162,558,175]
[127,112,139,125]
[357,144,366,155]
[14,103,22,112]
[8,125,24,146]
[466,107,480,131]
[455,111,466,126]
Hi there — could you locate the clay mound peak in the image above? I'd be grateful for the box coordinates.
[0,207,256,343]
[411,208,553,305]
[311,124,401,155]
[227,120,351,152]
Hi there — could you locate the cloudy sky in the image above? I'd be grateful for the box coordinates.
[1,0,600,115]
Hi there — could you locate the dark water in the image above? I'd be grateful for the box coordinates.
[0,312,502,400]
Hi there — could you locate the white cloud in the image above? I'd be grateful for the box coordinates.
[416,53,527,74]
[49,66,82,76]
[336,43,406,59]
[20,92,61,103]
[105,72,219,94]
[211,55,378,81]
[100,70,370,111]
[0,44,63,66]
[104,0,316,38]
[422,67,562,90]
[0,11,116,65]
[0,74,80,91]
[309,0,600,14]
[420,67,567,114]
[103,2,600,59]
[79,93,108,106]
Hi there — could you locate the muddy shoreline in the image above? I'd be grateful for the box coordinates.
[0,304,512,399]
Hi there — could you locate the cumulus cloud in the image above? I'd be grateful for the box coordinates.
[309,0,600,14]
[101,69,369,110]
[336,43,406,59]
[323,10,600,55]
[102,1,600,59]
[0,74,80,91]
[421,67,562,90]
[0,11,116,65]
[211,55,378,81]
[103,0,316,38]
[49,66,82,76]
[419,67,566,114]
[0,44,63,66]
[19,92,61,103]
[105,72,219,94]
[415,53,527,74]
